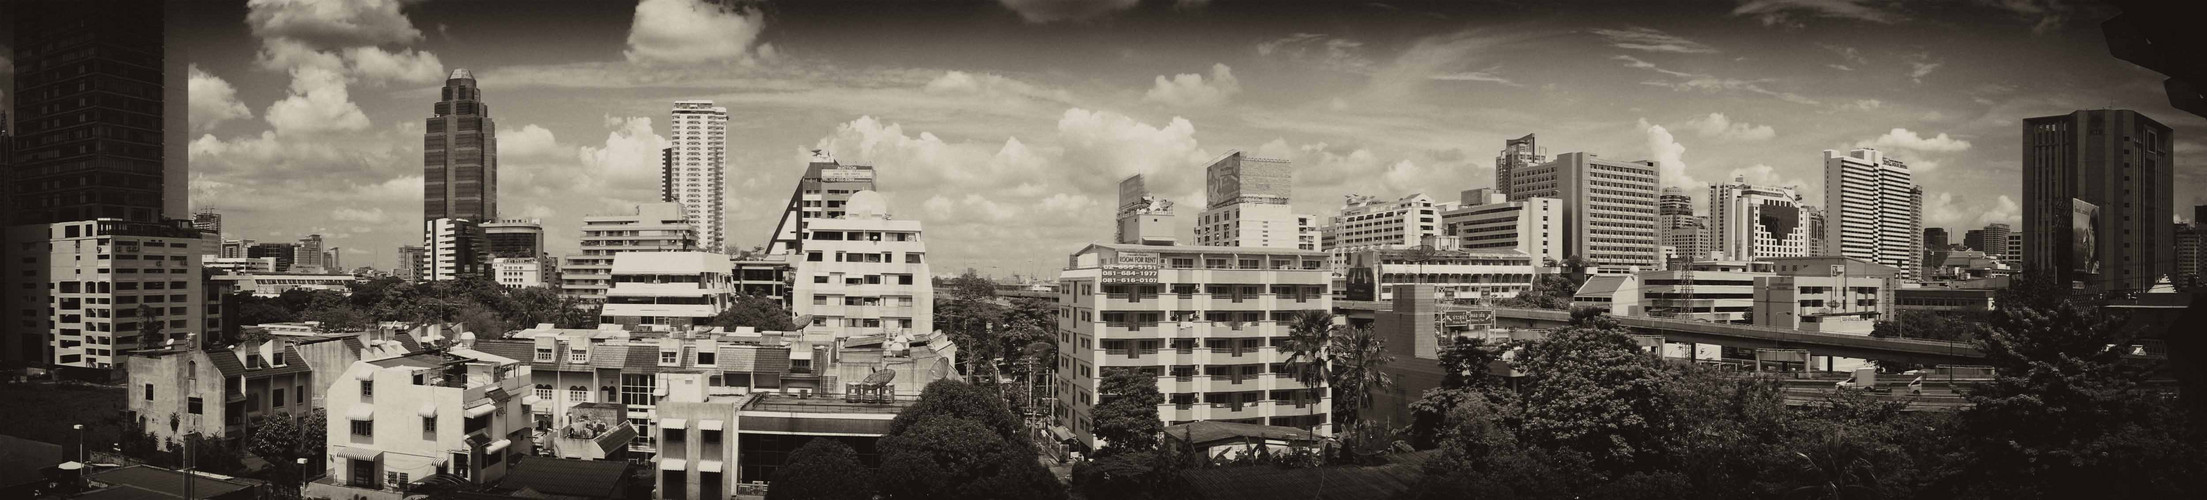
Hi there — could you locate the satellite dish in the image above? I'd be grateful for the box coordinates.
[926,358,950,382]
[863,368,898,385]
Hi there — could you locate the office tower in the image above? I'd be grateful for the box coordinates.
[1495,133,1543,199]
[2004,233,2024,269]
[2022,110,2174,292]
[396,245,426,282]
[2177,222,2203,286]
[1441,189,1564,266]
[1321,193,1442,269]
[1924,228,1949,252]
[1909,186,1926,279]
[1804,206,1827,256]
[1710,179,1808,262]
[559,203,698,302]
[191,209,223,237]
[766,159,876,255]
[667,100,729,253]
[423,218,491,282]
[424,68,499,223]
[249,243,298,272]
[1962,229,1987,252]
[326,247,342,273]
[1656,187,1706,264]
[1822,149,1922,280]
[1195,151,1299,249]
[482,219,546,258]
[3,220,209,368]
[1978,223,2011,258]
[791,191,932,342]
[1115,174,1177,246]
[1511,152,1662,269]
[8,0,177,224]
[295,234,325,273]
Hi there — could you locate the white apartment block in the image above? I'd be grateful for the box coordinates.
[559,203,698,302]
[323,348,533,494]
[492,257,557,289]
[766,161,877,256]
[1710,178,1809,261]
[791,191,933,344]
[667,101,729,253]
[1321,193,1441,268]
[1510,152,1662,270]
[1295,214,1320,251]
[1055,244,1334,449]
[1340,247,1537,303]
[3,219,212,368]
[600,252,735,330]
[1821,149,1922,281]
[1441,189,1563,266]
[424,218,490,282]
[1195,152,1300,249]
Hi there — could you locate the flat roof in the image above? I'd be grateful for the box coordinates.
[1079,242,1327,257]
[741,394,915,414]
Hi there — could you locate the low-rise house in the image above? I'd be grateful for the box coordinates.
[318,346,533,496]
[125,340,312,449]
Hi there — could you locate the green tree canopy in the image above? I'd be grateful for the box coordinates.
[877,416,1063,500]
[711,294,798,331]
[1092,367,1165,455]
[767,438,875,500]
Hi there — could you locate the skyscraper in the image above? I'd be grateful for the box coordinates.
[1658,187,1706,264]
[396,245,426,282]
[1962,229,1987,252]
[424,68,498,223]
[1496,134,1543,200]
[8,0,177,224]
[1512,152,1661,269]
[1822,149,1922,280]
[2021,110,2174,292]
[667,100,729,253]
[1978,223,2011,258]
[295,234,325,272]
[766,158,877,255]
[1924,228,1949,252]
[1195,151,1300,249]
[1710,178,1808,262]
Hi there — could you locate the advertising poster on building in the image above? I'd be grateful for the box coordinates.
[2072,198,2099,276]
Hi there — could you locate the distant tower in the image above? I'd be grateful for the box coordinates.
[1195,151,1298,248]
[1495,134,1543,199]
[1822,149,1921,280]
[423,68,498,223]
[667,100,729,253]
[2021,109,2172,292]
[1115,174,1176,246]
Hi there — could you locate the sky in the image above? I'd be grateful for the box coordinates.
[32,0,2207,277]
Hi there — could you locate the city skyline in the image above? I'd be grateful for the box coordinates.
[57,0,2207,275]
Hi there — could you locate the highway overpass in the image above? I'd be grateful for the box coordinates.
[1490,307,1987,366]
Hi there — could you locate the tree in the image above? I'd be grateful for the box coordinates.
[767,438,874,500]
[934,296,1006,377]
[1406,336,1503,448]
[1871,310,1988,342]
[246,410,326,495]
[231,294,300,328]
[136,304,165,351]
[1279,309,1334,428]
[1326,324,1396,429]
[888,380,1024,441]
[711,294,797,331]
[306,303,372,332]
[877,416,1064,500]
[456,303,507,337]
[943,268,998,301]
[1092,367,1165,455]
[1498,272,1585,310]
[1510,319,1673,471]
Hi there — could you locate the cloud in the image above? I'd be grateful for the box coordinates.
[1924,192,2020,228]
[1616,55,1818,105]
[1732,0,1906,27]
[1984,0,2083,34]
[1841,99,1883,111]
[332,207,388,223]
[1683,113,1776,141]
[624,0,770,65]
[1907,55,1942,83]
[188,65,252,133]
[342,46,445,84]
[997,0,1139,24]
[1856,128,1972,153]
[1591,27,1717,53]
[263,67,372,133]
[498,124,568,160]
[246,0,442,136]
[1143,63,1243,107]
[1820,43,1870,65]
[244,0,423,49]
[1255,33,1374,74]
[1429,68,1520,87]
[1639,118,1700,189]
[1368,28,1539,100]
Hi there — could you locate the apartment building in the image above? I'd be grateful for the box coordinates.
[492,257,557,289]
[560,203,699,302]
[1822,149,1922,281]
[1710,178,1809,261]
[1116,174,1179,246]
[424,218,491,282]
[321,348,533,494]
[601,251,735,330]
[1055,243,1334,449]
[666,101,730,253]
[1321,193,1441,266]
[1338,247,1536,303]
[3,219,212,368]
[1440,188,1562,266]
[1508,152,1662,270]
[126,340,312,449]
[791,191,932,344]
[766,160,877,255]
[1195,152,1300,249]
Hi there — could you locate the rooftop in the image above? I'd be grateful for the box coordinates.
[494,457,632,499]
[741,394,915,414]
[1164,420,1319,445]
[83,465,263,500]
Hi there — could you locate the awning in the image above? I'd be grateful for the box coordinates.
[652,385,668,397]
[662,418,687,430]
[658,458,687,471]
[698,419,724,431]
[698,460,724,473]
[346,405,375,421]
[522,395,542,406]
[353,369,375,381]
[1048,425,1075,442]
[418,401,439,418]
[464,403,496,418]
[485,439,512,454]
[332,446,382,461]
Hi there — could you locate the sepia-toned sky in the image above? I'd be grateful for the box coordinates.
[22,0,2204,276]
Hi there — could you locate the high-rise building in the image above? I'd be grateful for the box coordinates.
[1924,228,1949,252]
[295,234,326,273]
[667,100,729,253]
[483,219,546,259]
[1441,189,1563,266]
[560,203,698,302]
[396,245,425,282]
[2176,222,2203,287]
[1196,152,1300,249]
[326,247,342,273]
[1115,174,1177,246]
[7,0,180,224]
[1962,229,1987,252]
[2004,232,2024,269]
[191,209,223,237]
[423,218,491,282]
[1320,193,1442,269]
[1656,187,1707,264]
[249,243,298,272]
[1978,223,2011,258]
[424,69,499,224]
[1804,206,1827,256]
[3,219,211,368]
[1510,152,1662,269]
[2021,110,2173,292]
[1296,214,1321,251]
[791,191,932,343]
[766,159,877,255]
[1710,179,1808,262]
[1821,149,1922,281]
[1495,134,1543,199]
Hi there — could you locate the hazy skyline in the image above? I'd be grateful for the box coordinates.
[42,0,2201,275]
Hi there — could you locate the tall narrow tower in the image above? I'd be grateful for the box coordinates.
[1496,134,1543,199]
[1821,149,1921,280]
[667,100,729,253]
[424,68,498,222]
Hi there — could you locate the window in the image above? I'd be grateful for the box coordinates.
[351,420,373,437]
[360,380,374,398]
[275,388,287,407]
[697,351,716,366]
[569,349,588,363]
[535,384,553,400]
[144,383,153,401]
[660,350,679,364]
[621,374,656,406]
[534,348,554,362]
[187,397,202,414]
[423,415,437,433]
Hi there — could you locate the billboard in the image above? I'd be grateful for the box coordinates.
[820,166,874,183]
[1103,251,1161,284]
[2071,198,2099,275]
[1206,153,1292,207]
[1118,174,1147,212]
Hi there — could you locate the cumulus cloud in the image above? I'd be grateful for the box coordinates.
[1924,192,2020,228]
[1143,63,1242,107]
[1857,128,1972,153]
[188,65,252,133]
[263,67,372,133]
[1683,113,1776,141]
[332,207,387,223]
[1640,118,1701,190]
[1732,0,1906,27]
[1727,164,1813,199]
[245,0,423,48]
[996,0,1140,23]
[1592,27,1718,53]
[498,124,567,160]
[625,0,770,65]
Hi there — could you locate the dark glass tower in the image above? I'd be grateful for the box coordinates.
[8,0,169,224]
[424,69,498,222]
[2021,109,2174,292]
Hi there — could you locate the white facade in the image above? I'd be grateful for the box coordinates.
[323,348,534,492]
[424,218,489,282]
[600,251,734,330]
[1195,152,1300,249]
[204,257,279,274]
[2,220,212,368]
[214,273,357,298]
[1441,189,1563,266]
[667,101,728,253]
[1321,193,1441,269]
[1345,247,1537,302]
[1710,179,1809,261]
[1822,149,1922,281]
[1510,152,1662,269]
[493,257,557,289]
[1295,214,1320,251]
[791,191,933,344]
[559,203,698,302]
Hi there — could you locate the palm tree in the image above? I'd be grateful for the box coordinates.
[1281,310,1334,434]
[1326,324,1396,429]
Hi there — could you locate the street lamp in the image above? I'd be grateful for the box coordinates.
[72,424,84,463]
[297,457,310,497]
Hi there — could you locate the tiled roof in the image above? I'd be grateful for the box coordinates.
[0,434,64,486]
[496,457,631,498]
[753,347,791,373]
[594,425,637,454]
[1164,420,1317,446]
[205,348,248,378]
[717,346,759,372]
[469,340,536,367]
